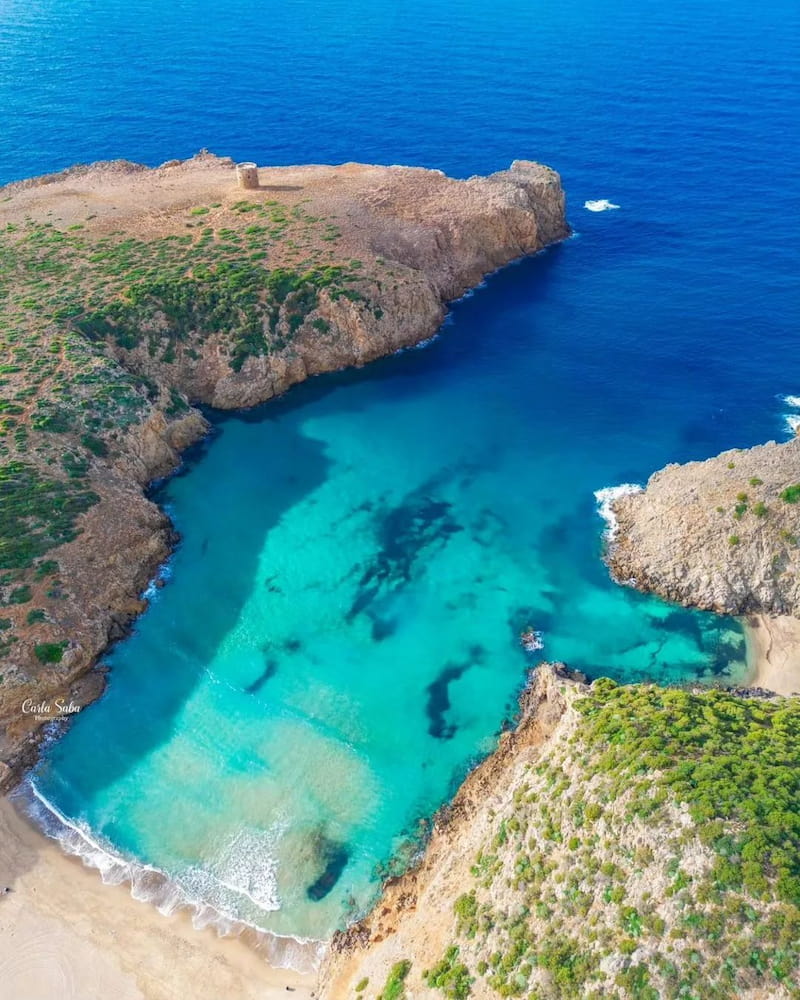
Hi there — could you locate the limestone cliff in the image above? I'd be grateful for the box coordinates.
[0,152,568,783]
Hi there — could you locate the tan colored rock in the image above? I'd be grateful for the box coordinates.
[608,437,800,616]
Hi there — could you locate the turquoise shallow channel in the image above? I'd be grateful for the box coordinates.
[27,242,751,959]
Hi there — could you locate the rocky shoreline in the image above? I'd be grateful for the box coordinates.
[0,152,569,788]
[605,435,800,693]
[320,662,582,995]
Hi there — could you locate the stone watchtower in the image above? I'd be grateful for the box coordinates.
[236,162,259,190]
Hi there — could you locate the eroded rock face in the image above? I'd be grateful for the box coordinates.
[608,437,800,615]
[0,153,568,784]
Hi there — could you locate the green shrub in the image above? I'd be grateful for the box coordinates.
[425,947,472,999]
[34,641,67,664]
[780,484,800,503]
[0,461,98,572]
[576,684,800,905]
[34,560,59,580]
[381,960,411,1000]
[81,432,108,457]
[7,585,31,604]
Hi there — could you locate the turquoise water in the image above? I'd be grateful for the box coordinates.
[7,0,798,964]
[29,246,748,953]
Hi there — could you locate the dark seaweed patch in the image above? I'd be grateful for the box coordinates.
[659,608,704,646]
[469,506,508,548]
[306,835,350,901]
[425,647,485,740]
[244,658,278,694]
[426,664,467,740]
[707,635,747,674]
[346,489,462,622]
[370,615,397,641]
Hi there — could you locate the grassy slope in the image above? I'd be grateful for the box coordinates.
[359,680,800,1000]
[0,198,370,665]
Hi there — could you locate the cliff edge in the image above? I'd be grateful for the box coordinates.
[608,437,800,617]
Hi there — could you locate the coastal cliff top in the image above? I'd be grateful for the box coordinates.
[0,151,568,777]
[0,151,564,294]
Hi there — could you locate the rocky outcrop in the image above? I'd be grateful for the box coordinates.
[607,437,800,615]
[0,153,569,784]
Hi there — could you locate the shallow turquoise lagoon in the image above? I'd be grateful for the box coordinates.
[28,241,751,959]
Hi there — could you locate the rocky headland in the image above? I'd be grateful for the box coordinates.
[606,436,800,694]
[0,151,568,784]
[322,662,800,999]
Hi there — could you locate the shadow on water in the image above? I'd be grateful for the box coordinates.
[35,413,334,809]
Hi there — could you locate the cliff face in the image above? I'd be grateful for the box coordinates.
[0,153,568,783]
[608,437,800,616]
[322,664,800,1000]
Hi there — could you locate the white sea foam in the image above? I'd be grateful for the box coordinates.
[584,199,620,212]
[214,827,282,912]
[14,781,325,973]
[141,562,173,603]
[594,483,643,541]
[784,414,800,436]
[781,395,800,408]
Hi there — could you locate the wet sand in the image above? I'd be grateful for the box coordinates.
[743,614,800,696]
[0,798,318,1000]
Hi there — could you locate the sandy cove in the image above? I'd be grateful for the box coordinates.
[744,614,800,696]
[0,798,317,1000]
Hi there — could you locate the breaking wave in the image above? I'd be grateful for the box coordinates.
[584,199,620,212]
[784,414,800,436]
[141,562,173,603]
[594,483,643,541]
[13,780,325,973]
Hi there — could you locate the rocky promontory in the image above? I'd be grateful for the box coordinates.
[0,152,568,782]
[606,436,800,694]
[608,437,800,617]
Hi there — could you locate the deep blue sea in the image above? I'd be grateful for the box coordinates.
[3,0,799,969]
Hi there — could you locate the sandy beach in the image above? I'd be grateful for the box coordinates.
[0,797,318,1000]
[743,614,800,696]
